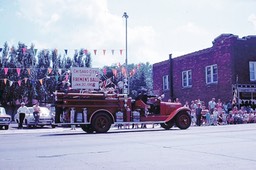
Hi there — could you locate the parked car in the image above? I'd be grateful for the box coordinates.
[14,107,55,128]
[0,107,11,130]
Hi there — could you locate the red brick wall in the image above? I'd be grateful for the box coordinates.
[153,59,170,101]
[153,34,256,105]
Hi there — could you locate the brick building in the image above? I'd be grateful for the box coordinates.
[153,34,256,106]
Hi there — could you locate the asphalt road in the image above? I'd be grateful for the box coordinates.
[1,123,256,170]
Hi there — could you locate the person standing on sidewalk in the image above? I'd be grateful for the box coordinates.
[17,102,29,129]
[196,103,203,126]
[33,102,41,126]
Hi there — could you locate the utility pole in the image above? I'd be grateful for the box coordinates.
[122,12,129,94]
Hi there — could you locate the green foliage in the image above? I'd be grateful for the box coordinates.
[0,42,152,106]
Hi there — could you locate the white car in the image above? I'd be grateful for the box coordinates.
[0,107,11,130]
[15,107,55,128]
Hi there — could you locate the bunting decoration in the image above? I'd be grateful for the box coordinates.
[48,68,52,74]
[121,67,127,77]
[103,68,107,75]
[4,68,8,75]
[22,48,27,54]
[34,49,38,55]
[58,69,62,75]
[84,49,88,55]
[2,48,125,57]
[18,80,21,86]
[27,68,31,75]
[112,69,117,77]
[39,79,43,85]
[16,68,21,76]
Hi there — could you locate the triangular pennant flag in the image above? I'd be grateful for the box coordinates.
[4,68,8,75]
[65,74,69,81]
[64,49,68,55]
[10,81,13,87]
[27,68,31,75]
[58,69,62,75]
[48,68,52,74]
[103,49,106,55]
[120,49,123,55]
[34,49,38,55]
[24,78,28,84]
[22,48,27,54]
[122,67,127,77]
[39,79,43,85]
[0,48,2,52]
[111,49,114,55]
[112,69,117,77]
[94,50,97,55]
[16,68,21,76]
[4,78,7,85]
[18,80,21,86]
[103,68,107,75]
[84,49,88,55]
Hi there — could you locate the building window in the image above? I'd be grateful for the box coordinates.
[250,61,256,81]
[163,75,169,90]
[205,64,218,84]
[182,70,192,87]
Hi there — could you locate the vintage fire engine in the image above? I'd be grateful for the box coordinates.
[54,90,191,133]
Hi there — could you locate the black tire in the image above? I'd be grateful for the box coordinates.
[51,125,56,128]
[92,112,112,133]
[4,125,9,130]
[0,125,3,130]
[175,111,191,129]
[80,124,94,133]
[160,120,174,130]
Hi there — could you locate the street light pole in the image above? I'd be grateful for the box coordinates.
[122,12,129,94]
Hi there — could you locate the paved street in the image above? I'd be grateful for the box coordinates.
[1,123,256,170]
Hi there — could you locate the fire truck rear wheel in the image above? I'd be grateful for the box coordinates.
[80,124,94,133]
[92,112,111,133]
[175,111,191,129]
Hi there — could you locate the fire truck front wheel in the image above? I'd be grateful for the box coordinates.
[175,111,191,129]
[92,112,112,133]
[160,120,174,130]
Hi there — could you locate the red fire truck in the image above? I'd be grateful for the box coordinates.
[54,91,191,133]
[54,67,191,133]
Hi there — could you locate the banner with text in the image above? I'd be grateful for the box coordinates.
[71,67,100,90]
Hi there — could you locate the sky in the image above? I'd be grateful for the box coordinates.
[0,0,256,68]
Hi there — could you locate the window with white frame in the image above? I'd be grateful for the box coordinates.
[205,64,218,84]
[250,61,256,81]
[163,75,169,90]
[182,70,192,87]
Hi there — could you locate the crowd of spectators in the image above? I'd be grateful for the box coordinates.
[184,98,256,126]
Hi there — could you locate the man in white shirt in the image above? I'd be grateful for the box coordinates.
[208,98,216,115]
[17,102,29,129]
